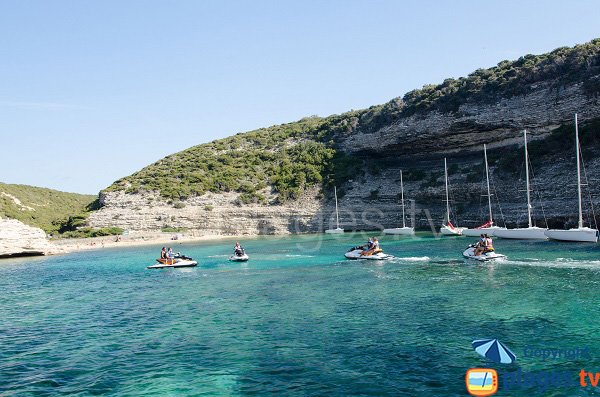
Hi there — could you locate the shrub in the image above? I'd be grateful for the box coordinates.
[161,226,187,233]
[60,227,124,239]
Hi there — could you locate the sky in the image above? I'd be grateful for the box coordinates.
[1,0,599,194]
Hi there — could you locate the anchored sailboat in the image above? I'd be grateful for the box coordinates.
[545,114,599,242]
[440,158,464,236]
[384,170,415,235]
[494,130,548,240]
[462,144,506,237]
[325,186,345,234]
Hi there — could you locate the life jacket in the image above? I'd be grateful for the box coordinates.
[484,238,494,252]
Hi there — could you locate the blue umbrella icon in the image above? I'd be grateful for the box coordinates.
[472,339,516,364]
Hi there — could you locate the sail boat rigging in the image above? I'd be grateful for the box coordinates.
[494,130,548,239]
[462,145,506,237]
[325,186,345,234]
[545,114,599,242]
[384,170,415,235]
[440,158,464,236]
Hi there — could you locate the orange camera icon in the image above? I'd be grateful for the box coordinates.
[466,368,498,396]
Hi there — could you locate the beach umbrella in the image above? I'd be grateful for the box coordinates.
[472,339,516,364]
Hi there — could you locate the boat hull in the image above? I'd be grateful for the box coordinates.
[147,260,198,269]
[462,226,505,237]
[344,249,394,260]
[229,254,249,262]
[544,228,599,243]
[493,227,548,240]
[382,227,415,235]
[440,225,464,236]
[462,247,506,261]
[325,228,345,234]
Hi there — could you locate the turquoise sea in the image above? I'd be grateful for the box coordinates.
[1,233,599,396]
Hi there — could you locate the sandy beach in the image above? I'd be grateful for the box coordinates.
[49,231,247,254]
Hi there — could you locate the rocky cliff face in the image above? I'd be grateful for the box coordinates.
[88,187,329,235]
[0,218,62,258]
[89,77,600,235]
[341,81,600,155]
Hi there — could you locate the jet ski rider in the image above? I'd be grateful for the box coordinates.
[474,234,494,256]
[361,237,381,256]
[234,241,245,256]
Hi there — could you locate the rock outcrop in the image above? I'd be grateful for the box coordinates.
[0,218,62,258]
[88,187,329,235]
[341,81,600,155]
[89,75,600,235]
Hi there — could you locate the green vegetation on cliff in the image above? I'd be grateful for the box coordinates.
[106,116,350,201]
[105,39,600,201]
[398,38,600,116]
[0,183,96,234]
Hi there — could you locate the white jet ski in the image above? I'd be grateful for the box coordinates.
[462,245,506,262]
[345,247,394,260]
[229,252,249,262]
[147,254,198,269]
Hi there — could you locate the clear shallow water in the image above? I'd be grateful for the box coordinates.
[1,233,599,396]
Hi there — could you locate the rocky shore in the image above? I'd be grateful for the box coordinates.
[0,218,62,258]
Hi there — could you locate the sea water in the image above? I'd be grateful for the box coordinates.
[1,233,599,396]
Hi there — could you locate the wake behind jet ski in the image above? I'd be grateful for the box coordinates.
[345,237,394,260]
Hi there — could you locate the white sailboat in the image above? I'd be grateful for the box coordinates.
[494,130,548,240]
[545,114,599,242]
[462,144,506,237]
[440,158,465,236]
[325,186,345,234]
[384,170,415,235]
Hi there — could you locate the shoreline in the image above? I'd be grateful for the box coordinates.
[5,229,446,259]
[49,232,253,255]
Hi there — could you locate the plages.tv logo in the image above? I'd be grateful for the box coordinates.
[466,339,516,396]
[466,368,498,397]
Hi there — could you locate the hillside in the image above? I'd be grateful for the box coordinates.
[105,39,600,200]
[0,183,95,235]
[91,38,600,234]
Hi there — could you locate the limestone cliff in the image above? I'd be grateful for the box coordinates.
[0,218,62,258]
[89,40,600,234]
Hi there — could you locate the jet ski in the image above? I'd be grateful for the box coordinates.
[345,246,394,260]
[147,253,198,269]
[462,245,506,262]
[229,251,249,262]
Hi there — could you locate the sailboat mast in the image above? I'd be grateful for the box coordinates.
[444,158,450,224]
[400,170,406,228]
[334,186,340,229]
[483,144,493,224]
[575,114,583,229]
[524,130,533,228]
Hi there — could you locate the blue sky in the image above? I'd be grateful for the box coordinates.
[1,0,599,194]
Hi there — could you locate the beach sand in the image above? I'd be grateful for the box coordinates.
[49,231,247,254]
